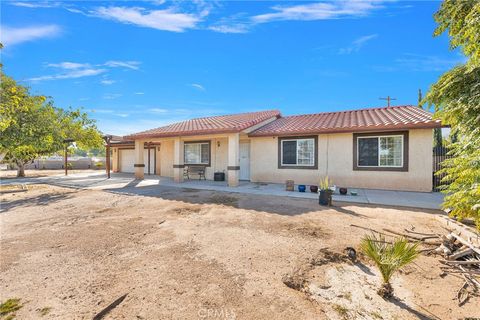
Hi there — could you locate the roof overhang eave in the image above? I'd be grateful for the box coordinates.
[248,122,445,137]
[123,128,245,140]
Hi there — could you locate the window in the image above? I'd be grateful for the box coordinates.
[184,142,210,165]
[279,137,317,168]
[354,132,408,171]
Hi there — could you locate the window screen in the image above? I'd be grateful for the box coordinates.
[282,141,297,164]
[358,137,379,166]
[358,135,403,167]
[281,138,315,166]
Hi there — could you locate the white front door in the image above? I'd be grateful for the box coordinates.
[239,141,250,181]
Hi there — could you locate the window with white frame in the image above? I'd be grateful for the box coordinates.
[357,135,403,167]
[281,138,315,167]
[184,142,210,165]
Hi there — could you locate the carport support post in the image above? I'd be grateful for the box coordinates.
[173,138,184,183]
[134,139,145,180]
[227,133,240,187]
[103,135,112,179]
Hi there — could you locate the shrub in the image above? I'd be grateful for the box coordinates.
[360,233,419,298]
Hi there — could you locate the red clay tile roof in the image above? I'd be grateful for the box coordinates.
[249,105,442,137]
[124,110,280,139]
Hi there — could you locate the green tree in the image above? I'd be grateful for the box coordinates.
[0,71,103,177]
[425,0,480,228]
[433,127,443,148]
[419,88,443,147]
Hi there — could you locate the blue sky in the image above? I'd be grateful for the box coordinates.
[1,0,464,136]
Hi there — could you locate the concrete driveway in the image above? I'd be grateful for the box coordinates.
[1,171,445,210]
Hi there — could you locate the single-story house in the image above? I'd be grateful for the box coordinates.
[112,105,443,192]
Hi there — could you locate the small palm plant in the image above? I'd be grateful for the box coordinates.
[318,176,331,191]
[360,233,419,298]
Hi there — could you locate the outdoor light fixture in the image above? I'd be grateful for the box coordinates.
[217,141,221,147]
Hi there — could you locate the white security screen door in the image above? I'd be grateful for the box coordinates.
[239,141,250,180]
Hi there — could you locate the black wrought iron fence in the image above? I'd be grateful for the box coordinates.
[433,146,452,192]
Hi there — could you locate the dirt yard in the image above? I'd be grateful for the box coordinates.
[0,169,98,179]
[0,182,478,319]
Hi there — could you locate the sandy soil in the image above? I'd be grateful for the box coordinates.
[0,183,478,319]
[0,169,100,179]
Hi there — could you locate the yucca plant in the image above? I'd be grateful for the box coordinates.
[318,176,331,191]
[360,233,419,298]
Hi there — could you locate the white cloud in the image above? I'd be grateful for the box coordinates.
[148,108,168,113]
[9,1,61,8]
[0,25,62,47]
[100,79,116,85]
[252,1,382,23]
[208,24,249,34]
[150,0,166,5]
[27,68,106,81]
[134,92,145,95]
[191,83,205,91]
[27,60,141,82]
[47,62,90,69]
[395,53,466,72]
[373,53,467,72]
[339,34,378,54]
[104,60,141,70]
[103,93,123,100]
[92,6,202,32]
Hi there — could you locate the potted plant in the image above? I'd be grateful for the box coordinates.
[318,176,333,206]
[298,184,306,192]
[310,185,318,193]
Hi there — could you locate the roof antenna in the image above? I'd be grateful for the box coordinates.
[379,95,397,107]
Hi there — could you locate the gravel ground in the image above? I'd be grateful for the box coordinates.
[0,182,477,319]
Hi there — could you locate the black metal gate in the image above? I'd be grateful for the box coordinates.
[433,146,451,191]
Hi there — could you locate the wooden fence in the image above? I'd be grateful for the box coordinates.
[433,146,451,192]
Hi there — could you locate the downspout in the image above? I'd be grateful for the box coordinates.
[325,134,329,177]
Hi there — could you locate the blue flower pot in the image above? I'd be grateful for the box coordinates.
[298,185,306,192]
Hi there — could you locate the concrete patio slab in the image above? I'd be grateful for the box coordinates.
[1,171,444,210]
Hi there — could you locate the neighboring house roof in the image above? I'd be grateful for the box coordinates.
[249,105,442,137]
[124,110,281,139]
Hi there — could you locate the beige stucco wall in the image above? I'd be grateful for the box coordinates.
[151,136,229,180]
[112,147,119,172]
[250,129,433,192]
[159,140,174,177]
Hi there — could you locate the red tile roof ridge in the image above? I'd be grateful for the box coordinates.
[278,105,431,119]
[188,109,280,121]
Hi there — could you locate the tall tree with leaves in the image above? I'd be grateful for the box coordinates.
[0,71,103,177]
[425,1,480,228]
[419,88,443,147]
